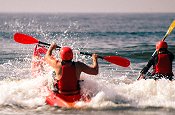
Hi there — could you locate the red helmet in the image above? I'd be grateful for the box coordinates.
[59,47,73,60]
[156,41,168,51]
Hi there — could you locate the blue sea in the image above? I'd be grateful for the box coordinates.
[0,13,175,115]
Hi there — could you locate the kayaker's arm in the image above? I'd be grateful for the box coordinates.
[77,53,99,75]
[140,56,155,74]
[168,51,174,62]
[45,43,58,68]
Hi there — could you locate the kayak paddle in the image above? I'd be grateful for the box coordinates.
[151,20,175,57]
[14,33,61,48]
[14,33,130,67]
[79,52,130,67]
[137,20,175,80]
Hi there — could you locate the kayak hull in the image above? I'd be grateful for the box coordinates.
[46,89,85,108]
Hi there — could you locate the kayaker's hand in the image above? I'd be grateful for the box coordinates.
[50,42,57,50]
[137,73,145,80]
[140,67,148,74]
[92,53,98,62]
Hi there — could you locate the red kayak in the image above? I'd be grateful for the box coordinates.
[46,88,90,108]
[32,44,90,108]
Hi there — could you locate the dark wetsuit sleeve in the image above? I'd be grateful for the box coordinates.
[140,55,156,74]
[168,51,174,62]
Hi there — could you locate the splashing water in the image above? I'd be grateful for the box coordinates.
[1,13,175,115]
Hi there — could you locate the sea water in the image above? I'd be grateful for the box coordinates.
[0,13,175,115]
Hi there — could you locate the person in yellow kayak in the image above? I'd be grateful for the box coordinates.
[45,43,99,95]
[138,41,174,80]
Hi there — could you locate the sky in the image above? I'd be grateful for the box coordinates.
[0,0,174,13]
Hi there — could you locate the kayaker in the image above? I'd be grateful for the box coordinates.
[138,41,174,80]
[45,43,99,95]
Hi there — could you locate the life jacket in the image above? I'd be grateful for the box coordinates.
[154,53,173,76]
[58,61,80,95]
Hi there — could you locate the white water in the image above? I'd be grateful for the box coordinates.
[1,59,175,110]
[1,41,175,111]
[79,76,175,109]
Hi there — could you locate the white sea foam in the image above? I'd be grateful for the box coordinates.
[1,43,175,110]
[76,74,175,109]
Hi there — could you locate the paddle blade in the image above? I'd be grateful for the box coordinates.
[103,56,130,67]
[166,20,175,35]
[14,33,39,44]
[162,20,175,41]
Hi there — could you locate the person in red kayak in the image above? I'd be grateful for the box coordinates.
[45,43,99,95]
[138,41,174,80]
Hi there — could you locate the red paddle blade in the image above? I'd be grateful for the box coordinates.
[14,33,39,44]
[103,56,130,67]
